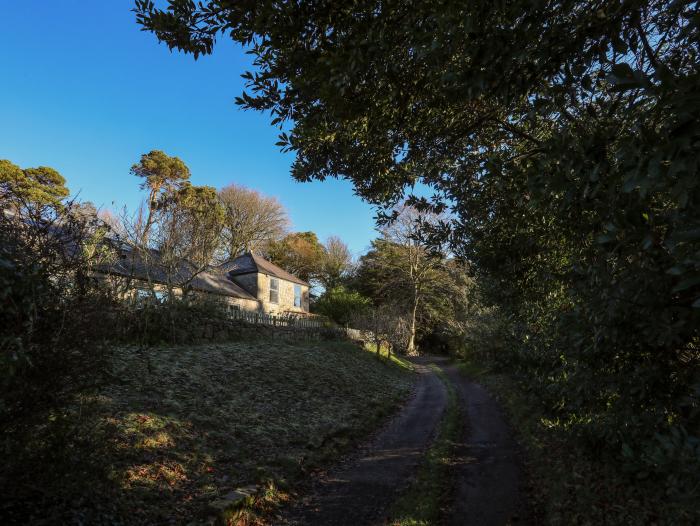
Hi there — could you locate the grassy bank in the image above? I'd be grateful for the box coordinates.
[457,360,699,526]
[3,340,414,524]
[388,365,462,526]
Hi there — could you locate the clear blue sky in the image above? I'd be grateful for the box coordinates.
[0,0,379,256]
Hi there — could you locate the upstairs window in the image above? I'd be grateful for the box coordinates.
[294,284,302,307]
[269,277,279,303]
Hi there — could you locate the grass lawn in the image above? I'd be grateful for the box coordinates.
[6,340,414,524]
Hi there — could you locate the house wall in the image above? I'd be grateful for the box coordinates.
[232,272,258,297]
[257,273,310,314]
[220,294,261,312]
[97,274,261,312]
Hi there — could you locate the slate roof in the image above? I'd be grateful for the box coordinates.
[219,252,310,287]
[98,245,258,301]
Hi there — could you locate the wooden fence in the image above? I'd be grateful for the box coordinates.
[226,308,326,328]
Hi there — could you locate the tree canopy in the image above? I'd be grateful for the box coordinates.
[318,235,352,290]
[218,183,289,260]
[130,149,191,243]
[266,231,325,284]
[0,159,69,213]
[136,0,700,486]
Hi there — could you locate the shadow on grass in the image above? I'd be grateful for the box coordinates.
[2,339,415,524]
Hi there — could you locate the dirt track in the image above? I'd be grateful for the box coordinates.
[277,356,523,526]
[441,363,523,525]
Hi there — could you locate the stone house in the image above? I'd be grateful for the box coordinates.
[220,252,311,315]
[98,246,311,316]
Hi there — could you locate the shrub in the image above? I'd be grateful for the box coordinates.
[313,286,371,325]
[0,195,118,466]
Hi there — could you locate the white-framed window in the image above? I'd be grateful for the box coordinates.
[294,284,302,308]
[135,289,151,301]
[134,288,168,303]
[269,277,279,303]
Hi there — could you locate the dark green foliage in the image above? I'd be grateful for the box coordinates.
[313,286,371,325]
[460,360,700,525]
[136,0,700,510]
[0,165,118,501]
[351,238,472,353]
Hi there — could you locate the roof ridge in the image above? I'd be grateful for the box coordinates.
[223,251,309,286]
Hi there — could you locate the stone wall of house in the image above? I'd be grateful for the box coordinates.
[232,272,258,298]
[99,275,262,311]
[256,273,310,314]
[221,295,261,312]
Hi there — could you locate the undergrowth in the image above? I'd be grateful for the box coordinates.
[457,360,700,526]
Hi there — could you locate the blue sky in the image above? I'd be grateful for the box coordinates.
[0,0,379,256]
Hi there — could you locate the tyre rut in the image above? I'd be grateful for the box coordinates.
[438,363,524,526]
[277,357,448,526]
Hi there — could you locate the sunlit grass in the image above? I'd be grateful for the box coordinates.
[362,341,416,371]
[123,460,188,490]
[87,339,414,523]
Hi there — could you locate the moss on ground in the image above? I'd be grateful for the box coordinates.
[5,340,413,524]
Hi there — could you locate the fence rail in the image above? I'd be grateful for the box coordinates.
[226,308,326,328]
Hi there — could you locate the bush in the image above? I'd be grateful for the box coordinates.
[313,286,371,325]
[117,294,232,346]
[1,204,116,418]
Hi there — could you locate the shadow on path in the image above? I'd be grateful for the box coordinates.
[439,363,524,526]
[278,357,448,526]
[277,356,524,526]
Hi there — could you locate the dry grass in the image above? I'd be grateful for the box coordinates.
[5,340,413,524]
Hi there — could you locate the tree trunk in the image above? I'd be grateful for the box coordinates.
[141,190,158,245]
[407,289,419,355]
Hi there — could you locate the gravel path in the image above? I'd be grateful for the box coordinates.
[439,363,524,526]
[277,356,524,526]
[278,357,448,526]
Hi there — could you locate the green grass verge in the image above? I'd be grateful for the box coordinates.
[457,359,700,526]
[363,342,415,372]
[4,340,414,524]
[387,365,462,526]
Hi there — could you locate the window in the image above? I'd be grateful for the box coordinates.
[134,288,167,305]
[135,289,151,302]
[269,277,279,303]
[294,284,302,308]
